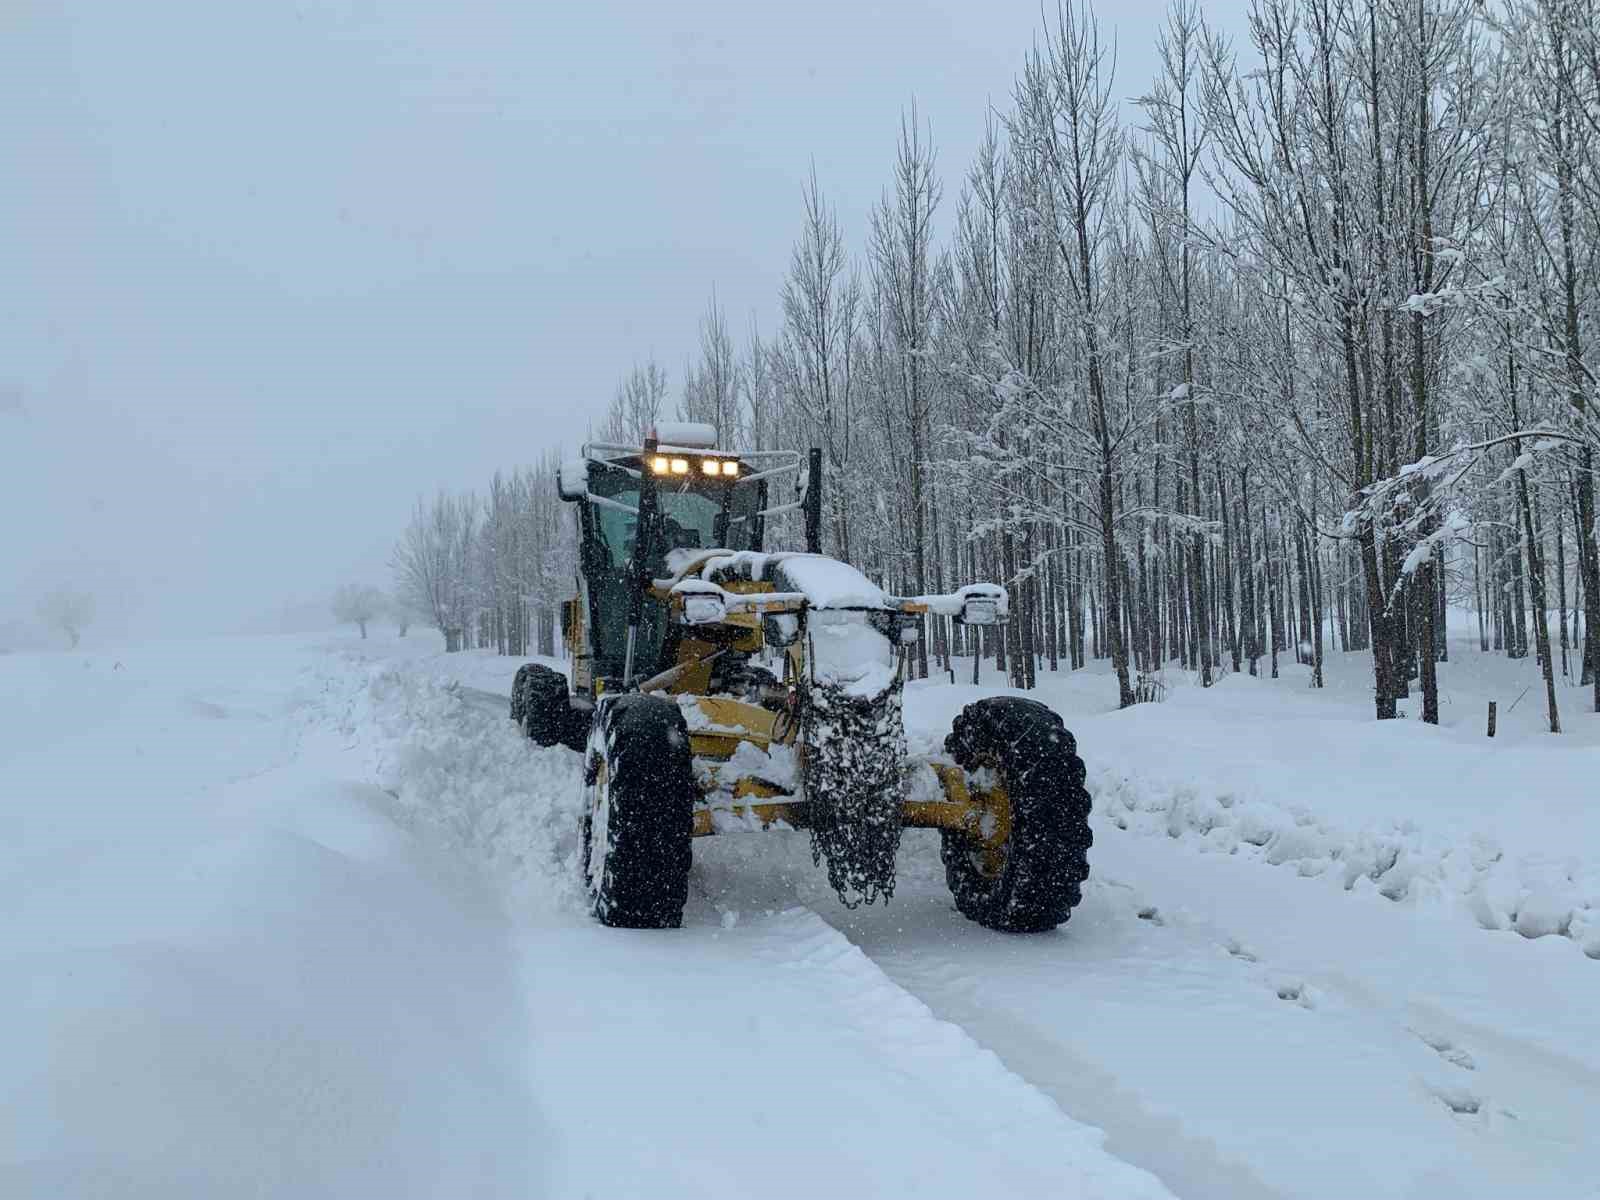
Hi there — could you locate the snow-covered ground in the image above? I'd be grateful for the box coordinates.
[3,629,1596,1199]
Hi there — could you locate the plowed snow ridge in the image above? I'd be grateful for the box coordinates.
[1097,764,1600,955]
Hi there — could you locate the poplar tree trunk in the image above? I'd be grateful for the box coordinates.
[1517,456,1561,733]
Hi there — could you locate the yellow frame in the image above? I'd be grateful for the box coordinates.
[570,552,1010,865]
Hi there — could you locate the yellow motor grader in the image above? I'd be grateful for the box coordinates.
[512,423,1091,931]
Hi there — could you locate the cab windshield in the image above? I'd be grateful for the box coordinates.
[582,464,765,680]
[589,476,762,571]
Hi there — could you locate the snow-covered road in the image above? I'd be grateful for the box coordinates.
[4,633,1595,1199]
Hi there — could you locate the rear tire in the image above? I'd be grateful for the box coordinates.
[510,664,534,725]
[581,695,695,929]
[521,664,584,750]
[940,697,1091,933]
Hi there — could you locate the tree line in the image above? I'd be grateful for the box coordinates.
[390,455,576,656]
[398,0,1600,733]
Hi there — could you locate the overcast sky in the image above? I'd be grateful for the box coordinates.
[2,0,1247,642]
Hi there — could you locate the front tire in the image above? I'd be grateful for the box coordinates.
[581,695,695,929]
[940,697,1091,933]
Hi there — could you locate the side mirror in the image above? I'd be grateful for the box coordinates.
[958,597,999,626]
[557,459,588,502]
[763,612,801,647]
[868,610,921,644]
[954,585,1006,627]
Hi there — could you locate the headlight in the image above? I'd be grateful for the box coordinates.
[700,459,720,476]
[721,460,739,477]
[651,456,670,474]
[670,458,690,475]
[681,593,725,626]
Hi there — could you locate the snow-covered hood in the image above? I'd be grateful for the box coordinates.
[662,550,887,610]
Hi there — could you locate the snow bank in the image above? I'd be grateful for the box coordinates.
[1094,751,1600,959]
[904,654,1600,960]
[309,660,587,913]
[0,639,546,1200]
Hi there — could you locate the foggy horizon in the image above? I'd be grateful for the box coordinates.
[4,0,1229,645]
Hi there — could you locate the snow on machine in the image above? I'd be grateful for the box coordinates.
[512,422,1091,930]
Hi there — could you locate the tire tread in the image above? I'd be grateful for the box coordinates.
[940,697,1092,933]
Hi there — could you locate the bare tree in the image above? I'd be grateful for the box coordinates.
[604,359,669,444]
[389,590,415,637]
[37,587,94,649]
[869,103,943,678]
[1019,0,1135,707]
[680,289,742,444]
[775,164,862,558]
[1139,0,1216,687]
[740,316,776,452]
[392,491,479,652]
[331,583,384,639]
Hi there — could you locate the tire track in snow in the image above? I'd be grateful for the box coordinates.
[689,826,1286,1197]
[728,905,1177,1200]
[805,898,1291,1200]
[690,813,1288,1200]
[1083,830,1600,1199]
[781,826,1600,1200]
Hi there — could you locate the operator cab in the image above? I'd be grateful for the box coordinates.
[560,423,792,692]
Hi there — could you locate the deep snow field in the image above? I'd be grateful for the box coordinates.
[2,627,1596,1199]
